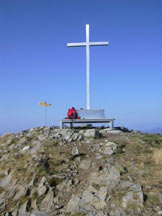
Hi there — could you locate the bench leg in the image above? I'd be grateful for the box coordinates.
[70,122,73,128]
[110,120,114,129]
[60,121,64,129]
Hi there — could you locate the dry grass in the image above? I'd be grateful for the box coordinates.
[152,148,162,165]
[0,133,15,144]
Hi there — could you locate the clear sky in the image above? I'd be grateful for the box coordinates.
[0,0,162,133]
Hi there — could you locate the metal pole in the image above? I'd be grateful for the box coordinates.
[86,24,90,110]
[44,105,47,126]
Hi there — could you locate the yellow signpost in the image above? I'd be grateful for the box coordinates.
[40,101,52,126]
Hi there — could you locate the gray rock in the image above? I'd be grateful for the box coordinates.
[80,129,101,138]
[66,185,109,213]
[30,141,42,154]
[66,165,120,213]
[95,153,103,159]
[43,127,50,136]
[89,165,120,189]
[71,133,80,142]
[40,190,54,212]
[121,181,143,208]
[110,209,126,216]
[0,174,12,188]
[38,135,47,141]
[18,200,30,215]
[8,143,16,151]
[87,211,108,216]
[31,199,38,211]
[19,212,31,216]
[103,142,117,155]
[0,191,5,205]
[39,176,46,186]
[29,174,37,186]
[79,159,91,169]
[37,177,48,197]
[53,129,77,142]
[11,209,19,216]
[13,185,26,201]
[18,137,27,145]
[158,193,162,203]
[81,185,109,210]
[38,185,47,197]
[0,154,9,162]
[5,186,16,199]
[71,147,80,156]
[100,129,123,135]
[66,194,81,212]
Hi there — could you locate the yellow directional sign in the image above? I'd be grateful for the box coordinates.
[45,103,52,107]
[40,102,46,106]
[40,102,52,107]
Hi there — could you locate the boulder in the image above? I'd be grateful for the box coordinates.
[37,177,48,197]
[66,184,110,213]
[30,141,42,154]
[109,209,126,216]
[121,181,143,208]
[40,190,54,212]
[102,142,117,155]
[0,174,12,188]
[13,185,26,201]
[66,194,81,212]
[66,164,120,214]
[18,137,27,145]
[71,147,80,156]
[100,129,123,135]
[18,200,31,215]
[79,159,91,170]
[88,165,120,189]
[80,129,101,138]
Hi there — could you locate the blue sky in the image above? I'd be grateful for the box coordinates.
[0,0,162,133]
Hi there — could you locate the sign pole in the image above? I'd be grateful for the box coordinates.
[44,105,46,126]
[40,101,52,127]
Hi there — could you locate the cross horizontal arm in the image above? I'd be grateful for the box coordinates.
[89,41,109,46]
[67,42,87,47]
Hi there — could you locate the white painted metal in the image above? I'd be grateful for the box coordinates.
[67,24,108,110]
[89,42,109,46]
[86,24,90,110]
[67,42,87,47]
[60,118,115,129]
[77,109,105,119]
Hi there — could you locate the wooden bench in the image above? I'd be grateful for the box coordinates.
[59,118,115,129]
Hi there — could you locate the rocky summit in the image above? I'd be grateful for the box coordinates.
[0,127,162,216]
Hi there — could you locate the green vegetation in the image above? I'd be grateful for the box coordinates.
[142,134,162,148]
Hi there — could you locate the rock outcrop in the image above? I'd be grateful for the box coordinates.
[0,127,162,215]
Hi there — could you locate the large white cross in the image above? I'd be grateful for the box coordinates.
[67,24,109,110]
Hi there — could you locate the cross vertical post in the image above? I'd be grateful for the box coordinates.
[86,24,90,110]
[67,24,109,110]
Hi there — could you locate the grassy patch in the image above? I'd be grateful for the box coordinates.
[152,148,162,165]
[142,134,162,148]
[144,193,160,208]
[64,213,86,216]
